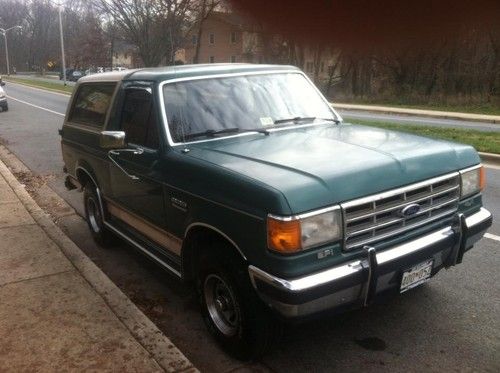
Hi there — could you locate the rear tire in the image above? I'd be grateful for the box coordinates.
[196,243,281,360]
[83,182,115,247]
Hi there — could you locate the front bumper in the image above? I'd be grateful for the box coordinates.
[248,208,492,318]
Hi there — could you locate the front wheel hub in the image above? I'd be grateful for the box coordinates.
[204,274,240,337]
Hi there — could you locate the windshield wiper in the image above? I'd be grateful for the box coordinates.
[183,127,270,141]
[273,116,340,125]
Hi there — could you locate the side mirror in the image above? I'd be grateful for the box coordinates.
[100,131,125,149]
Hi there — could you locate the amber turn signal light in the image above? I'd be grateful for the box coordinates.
[479,166,486,191]
[267,217,301,253]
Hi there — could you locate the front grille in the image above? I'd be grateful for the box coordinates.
[341,173,460,250]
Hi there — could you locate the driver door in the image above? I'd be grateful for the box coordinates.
[106,85,166,230]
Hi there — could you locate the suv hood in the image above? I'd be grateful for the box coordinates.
[185,123,479,214]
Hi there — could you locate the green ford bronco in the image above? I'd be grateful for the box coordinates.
[60,64,492,359]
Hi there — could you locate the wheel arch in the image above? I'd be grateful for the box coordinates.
[182,223,247,282]
[76,164,105,219]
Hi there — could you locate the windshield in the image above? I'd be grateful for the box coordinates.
[162,72,336,143]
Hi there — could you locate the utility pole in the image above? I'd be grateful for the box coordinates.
[0,26,22,76]
[58,5,67,86]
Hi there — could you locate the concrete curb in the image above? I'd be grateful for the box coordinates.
[479,152,500,166]
[333,103,500,124]
[0,146,197,373]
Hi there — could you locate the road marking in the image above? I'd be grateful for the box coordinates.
[485,233,500,242]
[7,96,65,117]
[6,80,71,97]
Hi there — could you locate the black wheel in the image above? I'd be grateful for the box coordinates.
[196,244,281,360]
[83,182,115,247]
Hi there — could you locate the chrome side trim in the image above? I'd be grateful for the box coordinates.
[104,222,182,278]
[158,70,342,147]
[268,205,341,221]
[249,208,490,295]
[459,164,482,174]
[184,222,247,261]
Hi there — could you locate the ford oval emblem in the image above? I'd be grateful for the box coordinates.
[400,203,421,217]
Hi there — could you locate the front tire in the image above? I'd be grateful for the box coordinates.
[196,244,280,360]
[83,183,115,247]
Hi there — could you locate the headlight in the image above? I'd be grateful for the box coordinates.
[460,165,485,198]
[267,208,342,254]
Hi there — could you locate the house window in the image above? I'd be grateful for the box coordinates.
[230,31,237,44]
[209,33,215,45]
[306,61,313,72]
[209,56,215,63]
[191,35,197,45]
[230,56,236,63]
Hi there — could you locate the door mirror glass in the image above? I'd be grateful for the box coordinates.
[100,131,125,149]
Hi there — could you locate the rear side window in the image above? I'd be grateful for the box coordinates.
[69,83,116,127]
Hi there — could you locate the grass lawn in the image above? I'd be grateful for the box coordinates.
[4,76,73,94]
[335,100,500,116]
[349,119,500,154]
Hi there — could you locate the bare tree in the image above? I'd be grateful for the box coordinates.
[93,0,193,67]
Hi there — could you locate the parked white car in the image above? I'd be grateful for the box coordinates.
[0,80,8,112]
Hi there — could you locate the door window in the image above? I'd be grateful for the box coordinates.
[120,88,159,149]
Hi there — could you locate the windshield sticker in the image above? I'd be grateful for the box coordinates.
[260,117,274,126]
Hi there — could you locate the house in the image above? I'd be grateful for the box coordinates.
[112,41,142,68]
[184,11,261,65]
[182,11,339,85]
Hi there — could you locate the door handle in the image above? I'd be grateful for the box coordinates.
[107,148,144,180]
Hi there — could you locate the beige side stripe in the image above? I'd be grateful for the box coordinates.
[107,200,182,256]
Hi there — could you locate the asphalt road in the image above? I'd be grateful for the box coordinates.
[1,82,499,372]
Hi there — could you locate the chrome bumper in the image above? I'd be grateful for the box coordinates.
[249,208,492,318]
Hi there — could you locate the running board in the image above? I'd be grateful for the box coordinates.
[104,221,182,278]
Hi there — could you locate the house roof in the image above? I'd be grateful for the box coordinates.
[209,11,257,30]
[78,63,300,83]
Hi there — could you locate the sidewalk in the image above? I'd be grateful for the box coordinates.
[333,103,500,124]
[0,159,196,372]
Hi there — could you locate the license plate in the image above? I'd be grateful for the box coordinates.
[400,259,433,293]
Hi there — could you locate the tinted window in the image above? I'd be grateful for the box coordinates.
[69,83,116,127]
[120,88,159,149]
